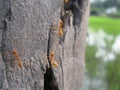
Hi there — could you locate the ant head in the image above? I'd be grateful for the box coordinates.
[59,30,63,37]
[12,49,17,54]
[18,62,22,68]
[52,61,58,68]
[64,0,69,4]
[59,20,63,25]
[50,51,54,57]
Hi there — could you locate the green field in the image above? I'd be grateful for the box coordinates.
[89,16,120,36]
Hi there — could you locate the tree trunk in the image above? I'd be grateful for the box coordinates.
[0,0,89,90]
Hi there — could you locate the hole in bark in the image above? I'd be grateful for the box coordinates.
[64,0,84,27]
[44,67,59,90]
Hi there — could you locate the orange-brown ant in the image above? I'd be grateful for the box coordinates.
[12,49,23,68]
[49,51,58,68]
[58,19,64,37]
[64,0,69,4]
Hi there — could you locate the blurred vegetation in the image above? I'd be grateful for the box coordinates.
[89,16,120,36]
[85,46,98,79]
[85,0,120,89]
[106,54,120,90]
[91,0,120,10]
[91,0,120,18]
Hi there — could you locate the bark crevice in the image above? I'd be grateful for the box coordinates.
[64,0,87,54]
[1,1,12,88]
[64,0,84,27]
[44,27,59,90]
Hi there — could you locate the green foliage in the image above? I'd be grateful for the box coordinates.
[106,55,120,90]
[103,0,120,9]
[107,13,120,18]
[89,16,120,36]
[86,16,120,89]
[91,0,120,17]
[91,0,120,11]
[90,8,105,15]
[85,46,100,78]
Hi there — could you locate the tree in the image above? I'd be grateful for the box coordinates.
[0,0,89,90]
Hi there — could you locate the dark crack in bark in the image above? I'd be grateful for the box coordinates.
[44,26,59,90]
[1,0,12,89]
[64,0,88,54]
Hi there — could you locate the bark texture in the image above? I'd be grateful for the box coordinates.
[0,0,89,90]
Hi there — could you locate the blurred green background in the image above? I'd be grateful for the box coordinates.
[83,0,120,90]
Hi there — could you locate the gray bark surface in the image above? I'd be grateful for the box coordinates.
[0,0,89,90]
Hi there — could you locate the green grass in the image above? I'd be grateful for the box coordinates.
[89,16,120,36]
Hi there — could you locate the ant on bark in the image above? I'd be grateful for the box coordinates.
[12,49,23,68]
[49,51,58,68]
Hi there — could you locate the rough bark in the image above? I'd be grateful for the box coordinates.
[0,0,89,90]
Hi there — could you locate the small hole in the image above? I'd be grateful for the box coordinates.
[44,68,59,90]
